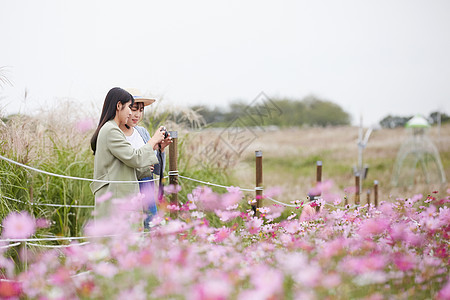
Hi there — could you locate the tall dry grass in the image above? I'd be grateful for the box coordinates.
[0,101,98,236]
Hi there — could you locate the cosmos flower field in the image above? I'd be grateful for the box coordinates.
[0,184,449,300]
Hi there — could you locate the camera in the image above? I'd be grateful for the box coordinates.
[160,126,169,139]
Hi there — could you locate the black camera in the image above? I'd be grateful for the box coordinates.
[160,126,169,139]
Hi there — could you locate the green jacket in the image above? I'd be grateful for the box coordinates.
[90,120,158,201]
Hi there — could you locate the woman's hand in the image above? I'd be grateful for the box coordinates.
[150,165,154,173]
[147,126,166,150]
[159,133,173,152]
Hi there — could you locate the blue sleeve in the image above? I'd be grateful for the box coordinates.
[135,126,151,143]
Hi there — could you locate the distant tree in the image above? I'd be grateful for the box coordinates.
[303,96,351,127]
[225,101,248,123]
[379,112,450,128]
[190,105,226,124]
[262,98,307,127]
[379,115,412,128]
[429,111,450,124]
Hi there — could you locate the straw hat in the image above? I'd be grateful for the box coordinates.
[125,88,156,106]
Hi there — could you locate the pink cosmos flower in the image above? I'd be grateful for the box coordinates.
[320,238,346,259]
[0,256,15,278]
[191,187,222,211]
[364,293,384,300]
[309,180,333,196]
[393,253,416,271]
[246,217,263,234]
[279,233,293,246]
[226,186,241,194]
[161,219,189,234]
[330,209,345,220]
[410,194,423,204]
[63,242,89,268]
[75,118,95,133]
[320,192,342,204]
[0,279,22,298]
[221,189,243,208]
[437,279,450,300]
[2,211,36,239]
[264,186,283,198]
[189,277,232,300]
[287,213,297,220]
[96,191,112,204]
[377,201,392,213]
[214,210,240,222]
[138,250,153,265]
[93,262,118,278]
[293,262,322,287]
[35,218,51,229]
[118,252,138,270]
[214,227,230,242]
[358,218,390,237]
[49,267,71,286]
[84,219,115,237]
[299,204,317,222]
[322,273,341,288]
[249,265,283,296]
[389,222,408,242]
[283,220,300,234]
[165,184,182,194]
[167,204,180,211]
[265,204,284,219]
[117,284,147,300]
[439,206,450,225]
[340,253,388,276]
[344,186,357,194]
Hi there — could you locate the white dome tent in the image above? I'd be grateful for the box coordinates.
[391,115,447,187]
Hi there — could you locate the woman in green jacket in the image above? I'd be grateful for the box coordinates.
[89,87,165,203]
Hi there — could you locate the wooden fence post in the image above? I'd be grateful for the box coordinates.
[374,180,379,207]
[355,173,360,205]
[366,189,371,206]
[23,241,28,272]
[316,161,322,184]
[168,131,178,206]
[255,150,263,217]
[315,161,322,211]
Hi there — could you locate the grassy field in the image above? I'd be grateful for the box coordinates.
[185,124,450,206]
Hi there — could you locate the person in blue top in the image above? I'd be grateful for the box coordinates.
[119,88,172,228]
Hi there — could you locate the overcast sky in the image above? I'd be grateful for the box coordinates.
[1,0,449,126]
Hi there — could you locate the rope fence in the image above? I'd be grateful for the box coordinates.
[0,242,21,249]
[1,131,378,216]
[0,154,160,184]
[0,231,152,244]
[1,195,95,209]
[1,147,376,211]
[26,241,90,248]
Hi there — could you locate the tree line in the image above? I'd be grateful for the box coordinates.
[190,95,351,128]
[189,96,449,129]
[379,112,450,129]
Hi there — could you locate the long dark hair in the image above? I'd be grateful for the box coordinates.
[90,87,134,154]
